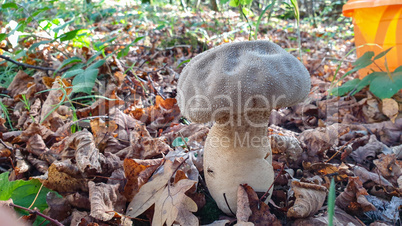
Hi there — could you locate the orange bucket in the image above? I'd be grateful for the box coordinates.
[343,0,402,79]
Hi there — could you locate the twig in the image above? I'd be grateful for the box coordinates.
[325,137,355,163]
[259,163,285,204]
[9,203,63,226]
[0,139,14,151]
[0,55,56,71]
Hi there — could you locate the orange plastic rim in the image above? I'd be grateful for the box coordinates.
[343,0,402,17]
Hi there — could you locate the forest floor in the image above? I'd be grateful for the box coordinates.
[0,2,401,226]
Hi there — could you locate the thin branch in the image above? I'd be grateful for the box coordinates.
[9,203,63,226]
[0,55,56,71]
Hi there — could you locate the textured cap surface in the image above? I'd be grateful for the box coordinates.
[177,40,311,123]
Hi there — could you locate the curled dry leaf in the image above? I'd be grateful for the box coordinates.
[88,181,127,222]
[335,177,376,215]
[61,130,106,173]
[270,134,303,161]
[350,135,390,165]
[287,181,328,218]
[123,158,163,201]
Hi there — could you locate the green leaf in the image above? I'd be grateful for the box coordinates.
[87,59,106,70]
[1,2,18,9]
[330,78,360,96]
[327,178,335,226]
[32,7,50,17]
[351,72,382,95]
[59,56,82,69]
[353,51,374,67]
[0,33,6,41]
[53,19,74,34]
[58,29,81,42]
[117,36,144,59]
[177,59,190,68]
[373,47,393,61]
[72,69,98,94]
[229,0,240,7]
[0,172,61,218]
[172,137,189,147]
[62,69,84,78]
[369,72,402,99]
[28,40,53,52]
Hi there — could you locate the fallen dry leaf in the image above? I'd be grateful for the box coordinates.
[123,158,163,201]
[381,98,399,123]
[373,154,402,184]
[88,181,127,222]
[236,185,252,223]
[335,176,376,215]
[153,179,198,226]
[242,184,281,225]
[287,181,328,218]
[126,159,181,218]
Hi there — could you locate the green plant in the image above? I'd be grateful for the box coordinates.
[330,47,402,99]
[20,94,35,122]
[0,96,13,130]
[327,177,335,226]
[0,172,61,226]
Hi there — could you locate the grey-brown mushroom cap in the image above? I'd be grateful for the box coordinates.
[176,40,311,123]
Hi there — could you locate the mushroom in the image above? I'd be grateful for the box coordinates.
[176,40,311,214]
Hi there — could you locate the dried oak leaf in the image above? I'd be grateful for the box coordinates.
[88,181,127,222]
[123,158,163,201]
[241,184,281,226]
[153,179,198,226]
[287,181,328,218]
[335,176,376,215]
[126,159,198,226]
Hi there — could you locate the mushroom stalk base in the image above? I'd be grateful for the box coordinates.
[203,121,274,215]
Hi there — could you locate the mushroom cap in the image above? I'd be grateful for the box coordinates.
[177,40,311,123]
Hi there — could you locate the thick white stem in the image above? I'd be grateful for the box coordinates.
[203,118,274,215]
